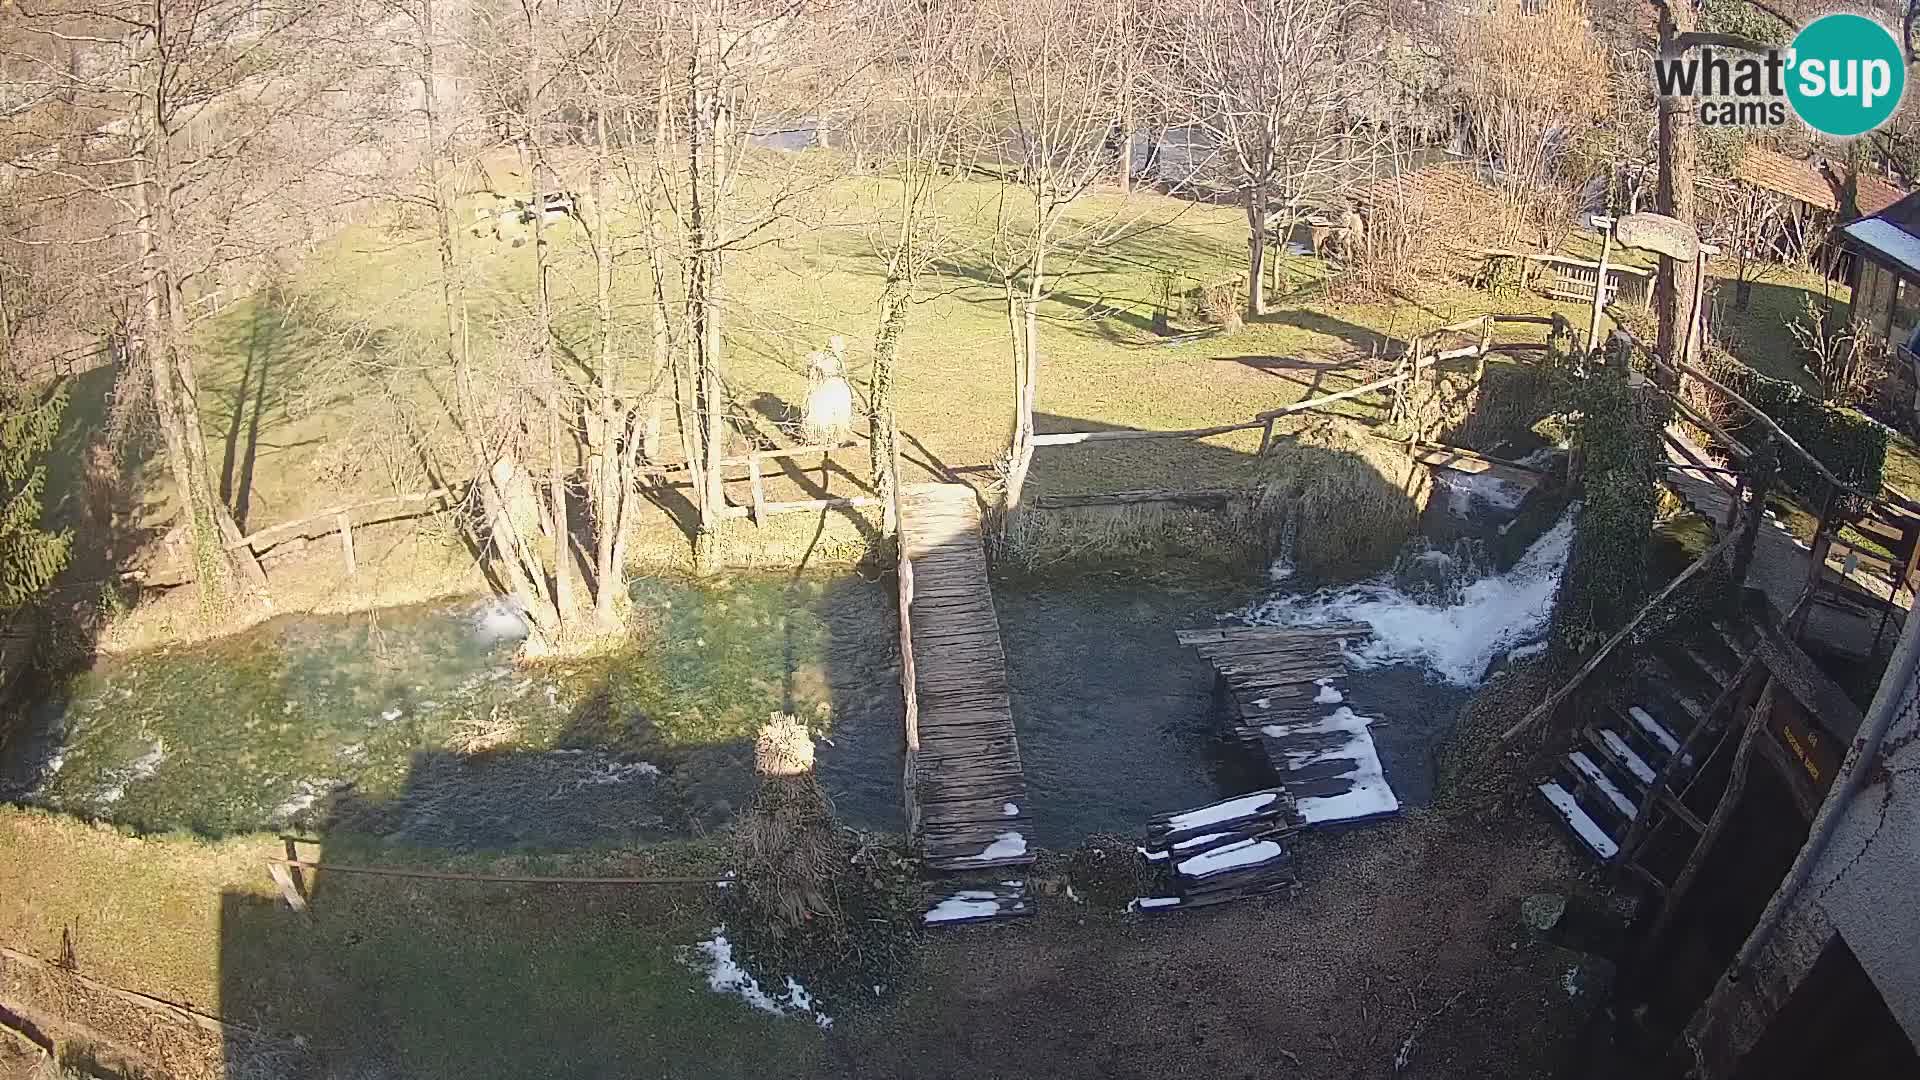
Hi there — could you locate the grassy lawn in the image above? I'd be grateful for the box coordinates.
[0,808,824,1079]
[164,166,1610,554]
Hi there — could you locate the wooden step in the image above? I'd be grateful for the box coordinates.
[923,882,1031,926]
[1567,750,1636,819]
[1585,724,1657,788]
[1537,781,1621,861]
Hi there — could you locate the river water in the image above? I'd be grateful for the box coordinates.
[2,485,1573,851]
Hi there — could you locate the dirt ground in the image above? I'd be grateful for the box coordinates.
[826,810,1621,1080]
[1,803,1626,1080]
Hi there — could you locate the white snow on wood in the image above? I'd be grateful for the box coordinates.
[1538,782,1620,859]
[925,895,1003,923]
[1600,728,1656,784]
[1569,751,1636,818]
[1286,708,1400,825]
[1313,678,1344,704]
[1002,802,1020,817]
[1628,706,1680,754]
[958,831,1028,863]
[1138,846,1169,861]
[1127,896,1182,912]
[1164,792,1277,831]
[1176,838,1283,878]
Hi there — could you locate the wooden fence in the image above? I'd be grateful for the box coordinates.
[1025,312,1562,506]
[223,487,461,577]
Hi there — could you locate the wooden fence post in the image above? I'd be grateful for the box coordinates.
[747,456,767,525]
[336,513,356,578]
[267,860,309,912]
[1258,416,1275,456]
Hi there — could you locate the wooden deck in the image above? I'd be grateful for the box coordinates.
[899,484,1035,871]
[1180,623,1401,829]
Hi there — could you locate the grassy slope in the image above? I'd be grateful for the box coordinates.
[172,167,1606,539]
[0,809,820,1079]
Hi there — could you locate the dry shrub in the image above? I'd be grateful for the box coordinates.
[1339,180,1449,300]
[1255,417,1421,581]
[727,715,923,1011]
[449,703,520,755]
[1064,833,1168,909]
[735,715,840,935]
[1443,0,1608,249]
[999,502,1259,573]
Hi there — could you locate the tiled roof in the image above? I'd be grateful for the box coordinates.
[1735,145,1906,216]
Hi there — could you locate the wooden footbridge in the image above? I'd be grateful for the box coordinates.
[897,484,1035,875]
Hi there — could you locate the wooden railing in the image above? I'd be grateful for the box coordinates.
[1025,313,1560,505]
[892,482,922,840]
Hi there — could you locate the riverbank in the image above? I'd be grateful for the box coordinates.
[0,797,1620,1080]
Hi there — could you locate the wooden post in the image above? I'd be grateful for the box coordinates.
[1258,416,1275,456]
[1589,226,1613,351]
[336,512,356,578]
[747,455,767,525]
[267,860,309,912]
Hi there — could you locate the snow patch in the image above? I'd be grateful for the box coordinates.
[685,928,833,1027]
[1002,802,1020,817]
[1164,792,1277,832]
[1312,678,1343,704]
[1127,896,1182,912]
[925,892,1001,923]
[958,831,1028,864]
[1176,838,1283,878]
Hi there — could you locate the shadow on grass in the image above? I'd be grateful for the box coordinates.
[202,574,903,1077]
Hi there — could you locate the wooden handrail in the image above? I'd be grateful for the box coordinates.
[265,857,728,885]
[1496,527,1740,746]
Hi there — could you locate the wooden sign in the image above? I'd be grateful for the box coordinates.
[1768,691,1841,797]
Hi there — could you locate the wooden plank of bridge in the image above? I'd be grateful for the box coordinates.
[898,483,1035,871]
[1183,624,1400,831]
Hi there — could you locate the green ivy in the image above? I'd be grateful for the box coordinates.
[1552,364,1669,657]
[1701,352,1889,503]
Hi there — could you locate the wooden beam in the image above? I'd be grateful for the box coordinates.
[747,456,767,525]
[1032,488,1242,509]
[336,513,356,578]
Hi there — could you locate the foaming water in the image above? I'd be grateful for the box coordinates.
[1240,509,1577,687]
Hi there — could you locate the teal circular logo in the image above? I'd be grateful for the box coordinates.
[1788,14,1905,136]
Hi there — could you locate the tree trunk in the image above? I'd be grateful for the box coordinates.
[643,68,672,465]
[1655,1,1699,378]
[589,39,623,630]
[871,274,910,534]
[1247,190,1269,319]
[132,51,265,598]
[526,1,573,631]
[1003,252,1045,515]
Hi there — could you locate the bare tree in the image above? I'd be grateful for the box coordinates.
[3,0,379,603]
[1697,176,1790,310]
[851,0,983,532]
[980,0,1133,515]
[1162,0,1361,318]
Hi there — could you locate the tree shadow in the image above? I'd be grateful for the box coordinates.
[197,572,901,1076]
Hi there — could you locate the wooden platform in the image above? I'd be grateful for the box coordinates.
[899,484,1035,872]
[1180,623,1401,830]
